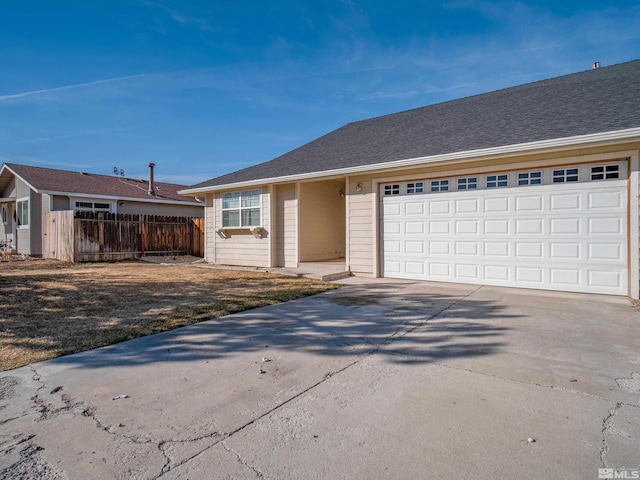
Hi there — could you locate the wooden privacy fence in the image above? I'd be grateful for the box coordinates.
[45,211,204,262]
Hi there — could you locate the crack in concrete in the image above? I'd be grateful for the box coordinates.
[413,360,640,407]
[156,431,225,475]
[600,402,622,468]
[221,441,265,479]
[153,291,478,477]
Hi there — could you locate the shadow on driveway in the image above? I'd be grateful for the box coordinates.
[48,282,518,369]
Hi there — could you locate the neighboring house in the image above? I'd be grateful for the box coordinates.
[0,162,203,256]
[181,59,640,298]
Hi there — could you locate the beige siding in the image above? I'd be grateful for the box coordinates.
[348,176,375,274]
[275,183,297,267]
[299,180,345,262]
[204,194,215,263]
[213,187,270,267]
[117,201,203,217]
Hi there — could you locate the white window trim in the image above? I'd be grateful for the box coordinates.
[72,199,114,213]
[220,189,262,228]
[16,197,29,229]
[1,205,7,225]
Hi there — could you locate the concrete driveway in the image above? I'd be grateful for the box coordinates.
[1,279,639,479]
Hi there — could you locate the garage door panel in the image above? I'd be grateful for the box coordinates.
[405,221,425,235]
[589,191,623,209]
[456,198,478,213]
[550,192,581,210]
[484,197,510,212]
[550,242,581,259]
[484,242,510,256]
[429,200,450,214]
[515,242,544,257]
[429,263,451,277]
[588,217,622,235]
[405,241,425,254]
[455,241,478,255]
[381,169,628,295]
[485,219,509,234]
[589,270,623,289]
[456,220,478,234]
[428,241,450,255]
[550,218,581,234]
[484,265,510,281]
[515,195,544,211]
[516,267,544,284]
[405,202,425,215]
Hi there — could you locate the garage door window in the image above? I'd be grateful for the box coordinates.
[407,182,424,194]
[431,180,449,192]
[458,177,477,190]
[487,174,508,188]
[380,160,626,198]
[517,172,542,185]
[384,184,400,195]
[591,165,619,180]
[553,168,579,183]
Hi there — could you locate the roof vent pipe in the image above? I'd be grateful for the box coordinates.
[148,162,155,195]
[592,61,600,69]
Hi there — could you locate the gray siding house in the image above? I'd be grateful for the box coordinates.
[0,163,203,256]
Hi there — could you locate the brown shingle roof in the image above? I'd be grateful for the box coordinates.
[5,163,200,204]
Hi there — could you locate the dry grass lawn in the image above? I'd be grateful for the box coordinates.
[0,260,340,371]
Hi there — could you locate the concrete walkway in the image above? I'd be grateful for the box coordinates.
[1,279,639,479]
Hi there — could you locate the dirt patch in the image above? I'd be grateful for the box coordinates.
[0,261,340,371]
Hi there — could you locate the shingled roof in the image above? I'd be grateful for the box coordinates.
[3,163,201,204]
[188,59,640,191]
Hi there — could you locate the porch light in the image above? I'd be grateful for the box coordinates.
[356,183,363,192]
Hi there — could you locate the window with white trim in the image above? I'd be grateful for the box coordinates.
[222,189,261,227]
[591,165,619,180]
[553,168,579,183]
[430,179,449,192]
[75,201,111,212]
[384,184,400,196]
[1,206,7,224]
[517,171,542,186]
[457,177,477,190]
[486,174,508,188]
[16,199,29,227]
[406,182,423,194]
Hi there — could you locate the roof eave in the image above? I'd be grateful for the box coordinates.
[179,127,640,194]
[0,164,40,192]
[39,190,204,206]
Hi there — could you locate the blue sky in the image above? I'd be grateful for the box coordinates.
[1,1,639,185]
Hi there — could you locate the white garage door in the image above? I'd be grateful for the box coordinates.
[381,161,628,295]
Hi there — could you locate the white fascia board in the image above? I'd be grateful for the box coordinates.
[1,164,39,192]
[39,190,203,206]
[180,127,640,194]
